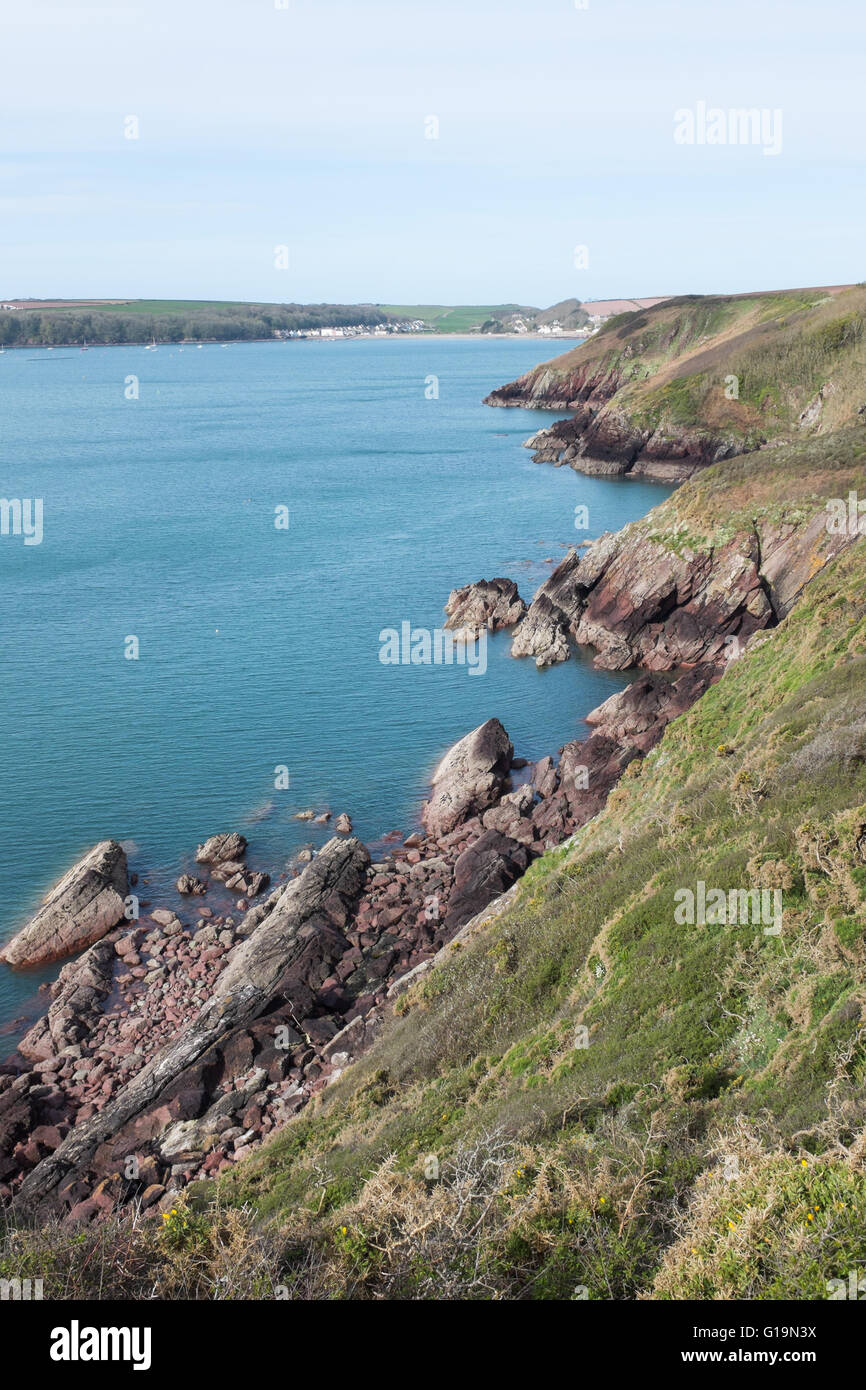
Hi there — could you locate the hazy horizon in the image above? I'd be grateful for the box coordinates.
[2,0,864,304]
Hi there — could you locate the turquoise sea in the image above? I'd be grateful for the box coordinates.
[0,336,672,1052]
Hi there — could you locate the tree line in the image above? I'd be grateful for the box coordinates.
[0,302,390,347]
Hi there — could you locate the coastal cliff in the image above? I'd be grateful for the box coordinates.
[4,425,863,1226]
[484,285,865,480]
[2,320,865,1301]
[511,432,860,669]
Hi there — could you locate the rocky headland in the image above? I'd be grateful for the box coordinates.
[3,296,863,1227]
[0,639,730,1220]
[483,286,866,482]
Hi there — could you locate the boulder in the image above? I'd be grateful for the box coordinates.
[195,832,247,865]
[444,578,526,639]
[176,874,207,896]
[444,831,530,931]
[0,841,129,969]
[481,784,536,843]
[18,836,370,1212]
[421,719,514,838]
[531,755,558,798]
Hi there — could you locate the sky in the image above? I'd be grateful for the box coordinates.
[1,0,864,306]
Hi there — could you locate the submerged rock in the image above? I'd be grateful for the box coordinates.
[176,874,207,896]
[0,842,129,969]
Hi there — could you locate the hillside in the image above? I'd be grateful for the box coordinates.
[0,297,591,346]
[379,301,589,333]
[0,300,401,348]
[201,432,866,1301]
[485,284,865,481]
[4,419,864,1300]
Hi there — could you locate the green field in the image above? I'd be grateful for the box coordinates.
[379,303,536,331]
[65,299,254,314]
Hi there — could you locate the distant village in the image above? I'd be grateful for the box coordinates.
[276,320,427,339]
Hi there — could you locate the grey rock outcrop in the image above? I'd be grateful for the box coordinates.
[0,842,129,969]
[421,719,514,838]
[444,578,526,638]
[195,832,248,865]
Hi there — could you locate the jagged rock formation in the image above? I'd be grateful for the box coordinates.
[511,509,856,671]
[6,412,860,1226]
[484,286,866,481]
[16,836,371,1211]
[444,578,526,638]
[519,412,742,482]
[0,842,129,969]
[421,718,514,837]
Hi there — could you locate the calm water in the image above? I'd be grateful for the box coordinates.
[0,337,672,1050]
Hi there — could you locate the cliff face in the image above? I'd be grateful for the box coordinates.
[485,286,866,481]
[4,407,864,1241]
[521,409,746,482]
[512,431,864,669]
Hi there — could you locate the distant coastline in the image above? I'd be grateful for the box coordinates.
[3,331,589,351]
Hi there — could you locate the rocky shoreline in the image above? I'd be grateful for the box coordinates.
[0,650,723,1223]
[484,361,753,483]
[2,397,856,1224]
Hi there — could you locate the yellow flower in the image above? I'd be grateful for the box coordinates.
[340,1226,347,1235]
[801,1159,808,1167]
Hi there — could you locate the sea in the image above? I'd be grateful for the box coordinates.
[0,335,672,1052]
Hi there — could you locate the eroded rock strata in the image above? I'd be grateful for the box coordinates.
[510,510,856,669]
[4,473,854,1222]
[0,841,129,969]
[444,577,526,639]
[1,644,721,1220]
[484,360,751,482]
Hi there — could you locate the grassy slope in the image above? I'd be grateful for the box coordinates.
[518,286,866,448]
[42,299,253,314]
[199,432,866,1300]
[43,300,536,328]
[378,304,537,331]
[4,431,865,1301]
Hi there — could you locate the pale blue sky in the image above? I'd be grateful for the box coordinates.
[1,0,864,304]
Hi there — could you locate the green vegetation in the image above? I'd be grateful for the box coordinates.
[379,304,531,332]
[0,297,590,345]
[0,300,394,347]
[379,302,588,334]
[530,285,866,451]
[4,420,864,1299]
